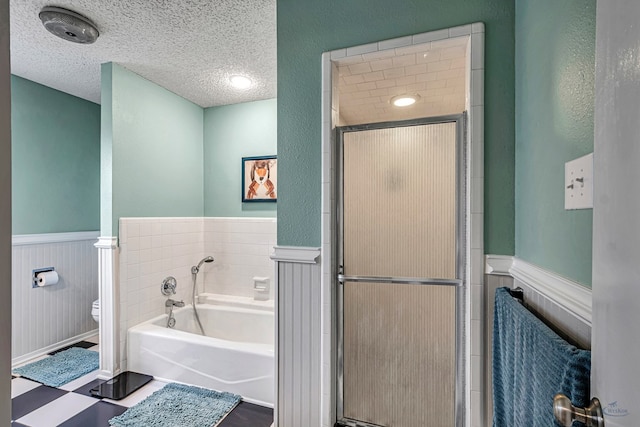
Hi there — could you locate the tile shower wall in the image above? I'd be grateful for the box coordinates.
[118,217,203,370]
[12,234,99,363]
[203,218,277,298]
[118,217,276,370]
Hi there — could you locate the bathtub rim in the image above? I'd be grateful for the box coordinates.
[129,306,274,355]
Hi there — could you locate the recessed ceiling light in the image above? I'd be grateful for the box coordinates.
[391,94,420,107]
[230,75,252,89]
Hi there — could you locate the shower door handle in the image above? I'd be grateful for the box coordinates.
[337,274,461,287]
[553,394,605,427]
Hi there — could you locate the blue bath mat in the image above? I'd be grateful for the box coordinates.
[109,382,241,427]
[13,347,99,387]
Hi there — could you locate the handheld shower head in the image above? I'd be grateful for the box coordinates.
[191,256,214,274]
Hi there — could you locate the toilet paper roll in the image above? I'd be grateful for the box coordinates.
[37,271,59,287]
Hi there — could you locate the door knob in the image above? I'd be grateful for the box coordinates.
[553,394,605,427]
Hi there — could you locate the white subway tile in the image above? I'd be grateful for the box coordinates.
[127,223,140,238]
[378,35,412,50]
[413,29,449,44]
[471,248,484,286]
[472,22,485,34]
[471,391,482,427]
[330,48,347,60]
[139,249,152,263]
[449,24,471,37]
[471,354,482,391]
[139,222,152,237]
[471,285,483,320]
[151,222,162,235]
[346,43,378,56]
[471,32,484,70]
[128,237,140,251]
[471,69,484,106]
[161,222,173,235]
[140,262,153,276]
[471,319,482,356]
[127,264,140,280]
[471,213,484,249]
[471,177,484,214]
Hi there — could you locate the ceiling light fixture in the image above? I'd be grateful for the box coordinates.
[230,75,252,89]
[39,6,99,44]
[391,94,420,107]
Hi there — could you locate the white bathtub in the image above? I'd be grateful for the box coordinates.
[127,295,274,406]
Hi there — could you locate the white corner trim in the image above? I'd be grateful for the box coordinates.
[12,231,100,246]
[509,258,592,326]
[96,237,120,378]
[485,254,514,275]
[271,246,321,264]
[94,236,118,249]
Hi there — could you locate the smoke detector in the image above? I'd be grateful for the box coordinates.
[39,6,99,44]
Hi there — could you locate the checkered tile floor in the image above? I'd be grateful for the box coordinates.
[11,340,273,427]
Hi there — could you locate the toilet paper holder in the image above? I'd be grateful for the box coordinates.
[32,267,55,288]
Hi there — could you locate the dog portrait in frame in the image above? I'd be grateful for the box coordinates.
[242,155,277,202]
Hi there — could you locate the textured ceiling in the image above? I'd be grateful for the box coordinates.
[9,0,277,107]
[337,37,467,126]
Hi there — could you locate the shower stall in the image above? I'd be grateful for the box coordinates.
[336,115,466,427]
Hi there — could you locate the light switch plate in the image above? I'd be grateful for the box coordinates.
[565,153,593,210]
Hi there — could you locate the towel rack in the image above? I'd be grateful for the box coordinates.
[507,287,524,301]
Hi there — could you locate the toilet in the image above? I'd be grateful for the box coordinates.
[91,299,100,323]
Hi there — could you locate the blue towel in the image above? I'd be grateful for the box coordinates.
[492,287,591,427]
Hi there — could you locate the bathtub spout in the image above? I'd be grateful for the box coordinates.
[165,299,185,308]
[165,299,183,328]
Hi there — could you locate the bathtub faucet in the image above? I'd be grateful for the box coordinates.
[165,299,184,328]
[165,299,185,308]
[190,256,213,336]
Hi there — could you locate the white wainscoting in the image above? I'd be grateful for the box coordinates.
[12,232,99,365]
[271,246,321,427]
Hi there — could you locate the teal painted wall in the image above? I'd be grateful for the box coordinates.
[515,0,595,286]
[105,64,204,235]
[204,98,277,217]
[100,64,113,235]
[11,75,100,234]
[277,0,516,252]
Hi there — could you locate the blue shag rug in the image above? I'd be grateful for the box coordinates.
[13,347,99,387]
[109,383,241,427]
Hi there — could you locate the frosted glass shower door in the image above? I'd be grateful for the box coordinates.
[338,119,464,427]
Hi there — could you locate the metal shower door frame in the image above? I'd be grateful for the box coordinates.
[335,114,467,427]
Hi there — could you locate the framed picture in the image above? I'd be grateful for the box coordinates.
[242,155,278,202]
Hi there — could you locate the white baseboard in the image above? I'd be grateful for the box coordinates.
[485,254,592,326]
[12,329,98,368]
